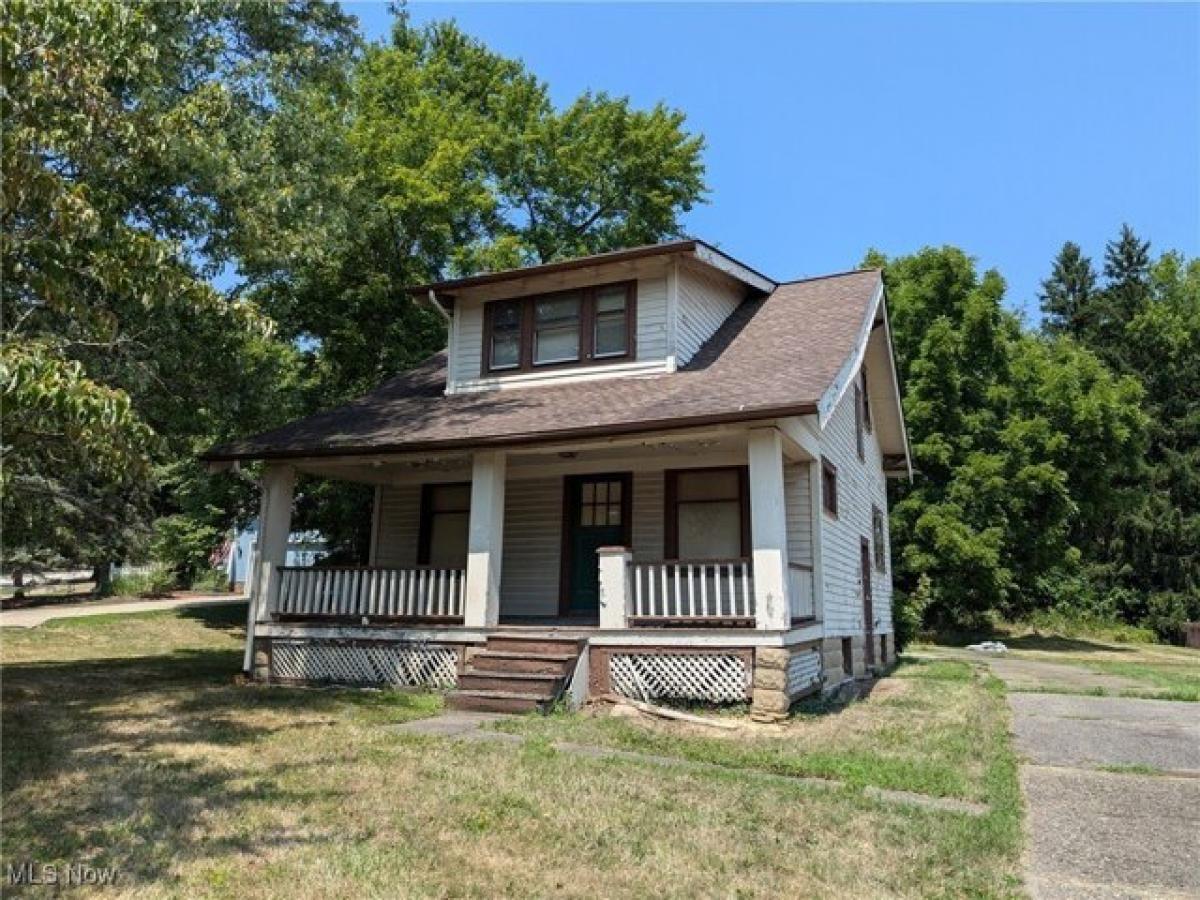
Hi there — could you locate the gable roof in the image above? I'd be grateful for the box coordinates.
[203,268,886,462]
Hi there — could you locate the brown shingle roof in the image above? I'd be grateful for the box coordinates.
[202,268,881,461]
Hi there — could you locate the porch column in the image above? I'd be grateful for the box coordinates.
[597,547,632,630]
[243,463,295,673]
[463,450,506,628]
[747,428,791,631]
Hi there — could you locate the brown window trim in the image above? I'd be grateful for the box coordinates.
[416,482,471,565]
[861,365,873,433]
[872,504,887,573]
[854,382,866,461]
[663,465,751,561]
[481,280,637,376]
[821,456,838,517]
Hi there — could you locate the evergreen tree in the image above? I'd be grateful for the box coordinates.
[1040,242,1097,339]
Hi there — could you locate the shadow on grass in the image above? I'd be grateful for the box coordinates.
[0,644,430,885]
[176,600,248,634]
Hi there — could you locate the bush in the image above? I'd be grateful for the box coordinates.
[894,573,934,651]
[189,567,231,593]
[150,515,222,587]
[1142,591,1200,644]
[1018,608,1156,644]
[110,565,175,598]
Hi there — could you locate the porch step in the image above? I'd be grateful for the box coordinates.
[469,650,577,676]
[484,635,586,656]
[458,669,563,697]
[446,690,555,714]
[445,635,586,714]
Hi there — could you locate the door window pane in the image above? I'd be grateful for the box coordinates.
[534,294,581,364]
[594,286,628,357]
[490,300,521,370]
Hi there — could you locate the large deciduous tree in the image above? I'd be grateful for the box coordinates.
[1,0,357,584]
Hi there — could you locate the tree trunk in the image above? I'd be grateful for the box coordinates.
[92,561,112,597]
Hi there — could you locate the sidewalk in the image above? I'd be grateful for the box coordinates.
[0,594,246,628]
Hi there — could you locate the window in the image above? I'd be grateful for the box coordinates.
[580,479,623,527]
[880,634,888,664]
[872,505,887,572]
[593,284,629,358]
[841,637,853,676]
[534,292,582,365]
[666,467,749,560]
[418,483,470,568]
[861,366,872,432]
[821,457,838,517]
[488,299,522,371]
[483,281,635,374]
[854,383,865,461]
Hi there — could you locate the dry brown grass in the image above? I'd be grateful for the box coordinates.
[2,609,1022,898]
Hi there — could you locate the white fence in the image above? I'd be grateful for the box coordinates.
[629,559,755,622]
[272,566,465,620]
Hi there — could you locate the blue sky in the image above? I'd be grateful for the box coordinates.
[347,2,1199,320]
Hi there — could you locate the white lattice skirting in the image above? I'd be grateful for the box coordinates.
[609,653,750,703]
[269,640,459,688]
[786,648,822,698]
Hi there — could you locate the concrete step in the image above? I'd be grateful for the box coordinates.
[446,690,551,714]
[459,669,562,696]
[485,634,585,656]
[469,650,577,676]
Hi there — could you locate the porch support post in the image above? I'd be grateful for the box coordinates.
[463,450,506,628]
[807,458,826,624]
[597,547,632,630]
[243,463,295,674]
[747,428,791,631]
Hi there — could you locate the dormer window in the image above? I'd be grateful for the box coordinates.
[483,281,635,375]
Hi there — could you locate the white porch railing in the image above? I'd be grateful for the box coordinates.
[272,566,465,621]
[788,562,815,621]
[628,559,755,624]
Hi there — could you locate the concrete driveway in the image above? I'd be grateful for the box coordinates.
[940,649,1200,899]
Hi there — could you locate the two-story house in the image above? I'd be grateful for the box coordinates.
[203,239,911,719]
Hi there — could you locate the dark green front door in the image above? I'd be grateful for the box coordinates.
[564,474,631,615]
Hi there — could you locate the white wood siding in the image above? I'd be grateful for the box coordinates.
[373,485,421,568]
[818,370,894,637]
[499,476,563,616]
[631,470,665,562]
[675,262,745,366]
[636,276,668,361]
[784,461,814,566]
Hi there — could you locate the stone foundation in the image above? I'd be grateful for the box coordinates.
[750,642,823,722]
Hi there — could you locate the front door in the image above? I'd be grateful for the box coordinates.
[861,537,876,666]
[563,474,631,616]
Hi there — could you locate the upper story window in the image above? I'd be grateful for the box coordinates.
[821,456,838,517]
[860,366,872,432]
[483,281,635,375]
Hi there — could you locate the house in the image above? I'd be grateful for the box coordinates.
[202,239,911,720]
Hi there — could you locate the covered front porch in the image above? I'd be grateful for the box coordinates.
[246,422,824,644]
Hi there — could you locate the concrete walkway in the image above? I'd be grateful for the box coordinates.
[0,594,245,628]
[956,652,1200,899]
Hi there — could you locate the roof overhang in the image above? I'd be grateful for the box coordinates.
[407,239,776,298]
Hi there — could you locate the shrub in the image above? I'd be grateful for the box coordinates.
[189,567,231,593]
[111,565,175,598]
[150,515,222,587]
[1142,591,1200,644]
[894,573,933,651]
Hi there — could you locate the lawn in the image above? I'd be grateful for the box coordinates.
[987,634,1200,701]
[2,608,1023,898]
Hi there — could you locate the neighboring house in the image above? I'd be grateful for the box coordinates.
[223,525,328,594]
[203,239,911,719]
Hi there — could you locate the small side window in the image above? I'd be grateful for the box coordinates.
[821,457,838,517]
[872,505,887,572]
[854,383,865,461]
[861,366,872,432]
